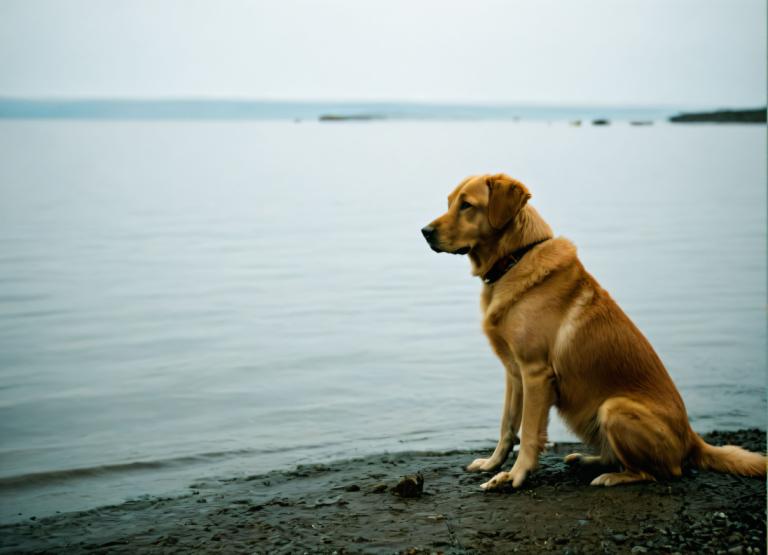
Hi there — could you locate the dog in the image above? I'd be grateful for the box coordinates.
[421,173,766,489]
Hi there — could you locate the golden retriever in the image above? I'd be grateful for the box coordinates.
[421,173,766,489]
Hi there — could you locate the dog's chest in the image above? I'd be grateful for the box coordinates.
[481,285,557,364]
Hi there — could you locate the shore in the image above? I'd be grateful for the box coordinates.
[669,108,766,123]
[1,429,764,554]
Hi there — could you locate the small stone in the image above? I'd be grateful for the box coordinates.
[344,484,360,492]
[612,534,627,544]
[392,472,424,498]
[631,547,648,554]
[727,547,743,555]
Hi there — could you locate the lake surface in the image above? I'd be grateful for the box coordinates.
[0,120,765,522]
[0,98,683,121]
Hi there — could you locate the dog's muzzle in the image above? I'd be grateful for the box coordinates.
[421,225,442,252]
[421,225,436,242]
[421,225,470,255]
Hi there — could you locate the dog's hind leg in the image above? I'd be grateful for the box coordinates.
[564,453,604,465]
[590,397,684,487]
[590,470,654,486]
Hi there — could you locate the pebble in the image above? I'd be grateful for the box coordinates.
[392,473,424,498]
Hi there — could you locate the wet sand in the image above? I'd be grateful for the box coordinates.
[1,429,764,554]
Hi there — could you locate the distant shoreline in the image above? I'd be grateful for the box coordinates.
[669,107,766,124]
[318,113,384,122]
[1,98,758,123]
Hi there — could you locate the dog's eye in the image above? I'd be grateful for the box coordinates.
[460,201,473,210]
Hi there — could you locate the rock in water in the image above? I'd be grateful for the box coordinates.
[392,472,424,498]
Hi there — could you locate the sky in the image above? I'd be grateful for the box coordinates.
[0,0,765,106]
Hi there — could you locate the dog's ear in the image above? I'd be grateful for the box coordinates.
[486,174,531,230]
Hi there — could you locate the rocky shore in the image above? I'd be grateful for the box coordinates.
[1,429,765,554]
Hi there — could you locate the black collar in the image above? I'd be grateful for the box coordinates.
[482,239,549,285]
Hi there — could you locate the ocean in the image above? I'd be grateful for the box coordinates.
[0,116,765,523]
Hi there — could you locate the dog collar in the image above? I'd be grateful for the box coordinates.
[482,239,549,284]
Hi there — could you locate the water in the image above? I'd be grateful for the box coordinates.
[0,98,686,121]
[0,120,765,522]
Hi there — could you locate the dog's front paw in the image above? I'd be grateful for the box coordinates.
[465,457,501,473]
[479,470,510,490]
[479,462,531,490]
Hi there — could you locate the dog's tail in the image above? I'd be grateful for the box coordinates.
[689,433,767,477]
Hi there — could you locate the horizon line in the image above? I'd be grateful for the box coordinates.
[1,96,765,110]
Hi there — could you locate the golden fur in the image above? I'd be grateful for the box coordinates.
[422,173,767,488]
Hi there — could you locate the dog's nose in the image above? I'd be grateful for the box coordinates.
[421,225,436,242]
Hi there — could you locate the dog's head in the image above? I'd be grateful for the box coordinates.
[421,173,532,255]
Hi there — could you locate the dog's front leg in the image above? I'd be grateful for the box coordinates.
[466,367,522,472]
[481,361,554,490]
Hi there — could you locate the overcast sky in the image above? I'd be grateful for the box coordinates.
[0,0,765,106]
